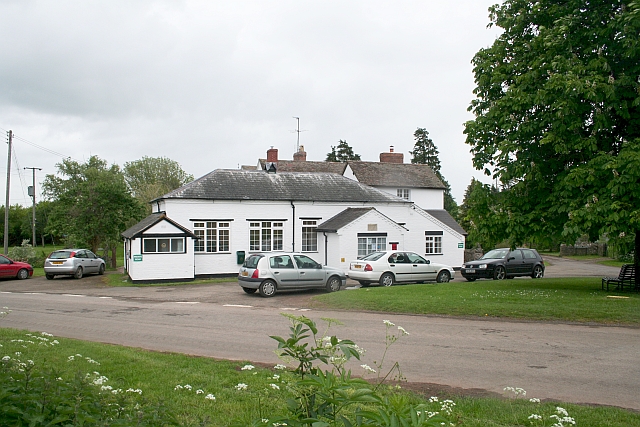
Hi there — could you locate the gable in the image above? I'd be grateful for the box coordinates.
[317,207,407,233]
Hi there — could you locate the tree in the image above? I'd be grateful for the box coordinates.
[123,156,193,212]
[0,205,30,247]
[410,128,458,217]
[464,0,640,266]
[325,140,361,162]
[42,156,145,266]
[457,179,506,250]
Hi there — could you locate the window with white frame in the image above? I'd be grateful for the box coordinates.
[425,231,443,254]
[249,221,284,252]
[143,237,185,253]
[193,222,230,253]
[397,188,410,201]
[357,234,387,257]
[301,220,317,252]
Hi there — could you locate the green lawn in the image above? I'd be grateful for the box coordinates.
[312,277,640,325]
[1,327,638,427]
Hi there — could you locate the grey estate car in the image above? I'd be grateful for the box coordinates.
[44,249,106,280]
[238,252,346,297]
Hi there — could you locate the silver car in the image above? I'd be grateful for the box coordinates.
[44,249,106,280]
[238,252,346,297]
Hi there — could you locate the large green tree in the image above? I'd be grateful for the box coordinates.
[325,140,361,162]
[123,156,193,212]
[464,0,640,265]
[458,179,506,250]
[410,128,458,217]
[42,156,145,266]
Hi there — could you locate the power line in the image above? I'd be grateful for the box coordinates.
[0,126,74,160]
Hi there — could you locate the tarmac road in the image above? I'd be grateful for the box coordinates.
[0,256,638,411]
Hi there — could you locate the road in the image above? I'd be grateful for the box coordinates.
[0,257,638,411]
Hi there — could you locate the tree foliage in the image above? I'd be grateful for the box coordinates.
[464,0,640,263]
[123,156,193,211]
[42,156,145,260]
[325,140,361,162]
[410,128,458,217]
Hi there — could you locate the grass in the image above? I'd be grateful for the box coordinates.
[1,327,638,427]
[105,273,234,287]
[312,277,640,325]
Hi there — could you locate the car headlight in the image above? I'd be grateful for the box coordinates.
[477,264,487,269]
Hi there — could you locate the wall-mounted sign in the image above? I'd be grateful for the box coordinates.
[458,243,464,249]
[133,254,143,262]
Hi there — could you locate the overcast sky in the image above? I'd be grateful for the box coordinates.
[1,0,501,207]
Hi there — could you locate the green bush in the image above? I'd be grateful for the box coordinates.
[7,240,42,267]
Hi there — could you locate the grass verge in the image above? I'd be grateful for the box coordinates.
[1,327,638,427]
[313,277,640,325]
[105,273,235,287]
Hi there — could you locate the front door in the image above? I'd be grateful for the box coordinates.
[293,255,325,286]
[405,252,436,282]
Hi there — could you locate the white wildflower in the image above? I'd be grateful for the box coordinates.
[205,394,216,400]
[383,319,395,327]
[235,383,248,391]
[241,364,255,371]
[360,364,376,373]
[274,364,287,370]
[397,326,409,335]
[529,398,541,403]
[528,414,542,420]
[196,389,204,394]
[270,383,280,390]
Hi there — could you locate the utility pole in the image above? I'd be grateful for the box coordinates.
[4,130,12,255]
[25,167,41,247]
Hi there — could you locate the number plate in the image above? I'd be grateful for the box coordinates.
[52,261,63,265]
[241,271,248,277]
[353,265,362,269]
[465,269,475,273]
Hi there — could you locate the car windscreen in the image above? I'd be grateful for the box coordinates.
[48,251,74,260]
[360,252,386,261]
[243,255,263,269]
[481,249,509,259]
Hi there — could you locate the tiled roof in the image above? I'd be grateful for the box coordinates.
[258,159,347,174]
[316,208,375,232]
[424,209,467,235]
[121,212,198,239]
[156,169,409,204]
[347,161,445,189]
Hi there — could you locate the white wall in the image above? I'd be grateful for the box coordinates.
[374,186,444,210]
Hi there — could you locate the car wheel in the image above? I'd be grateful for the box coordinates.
[45,273,55,280]
[242,287,257,294]
[98,264,105,275]
[74,267,83,279]
[532,265,544,279]
[258,280,277,297]
[379,272,394,287]
[16,268,29,280]
[436,270,451,283]
[358,281,370,287]
[465,277,476,282]
[493,266,506,280]
[326,276,341,293]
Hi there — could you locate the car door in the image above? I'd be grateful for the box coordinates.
[521,249,537,275]
[387,252,413,283]
[293,255,325,287]
[0,255,14,278]
[506,250,525,275]
[406,252,436,282]
[269,255,299,287]
[85,250,101,273]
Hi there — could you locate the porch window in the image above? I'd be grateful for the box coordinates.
[143,237,185,254]
[194,222,230,253]
[301,220,317,252]
[357,235,386,257]
[249,221,283,252]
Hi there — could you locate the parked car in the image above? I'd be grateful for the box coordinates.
[44,249,106,280]
[460,248,545,281]
[238,252,346,297]
[348,251,455,286]
[0,254,33,280]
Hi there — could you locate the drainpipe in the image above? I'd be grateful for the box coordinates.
[290,201,295,252]
[323,232,328,265]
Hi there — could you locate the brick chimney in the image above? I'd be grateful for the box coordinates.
[379,145,404,163]
[293,145,307,162]
[267,147,278,162]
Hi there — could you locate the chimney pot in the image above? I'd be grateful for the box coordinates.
[390,146,394,153]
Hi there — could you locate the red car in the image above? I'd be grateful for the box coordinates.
[0,254,33,280]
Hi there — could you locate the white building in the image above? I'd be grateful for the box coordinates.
[122,147,466,283]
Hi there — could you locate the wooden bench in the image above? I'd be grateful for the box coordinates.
[602,264,636,291]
